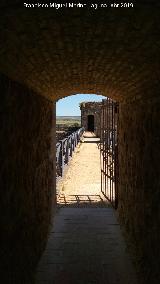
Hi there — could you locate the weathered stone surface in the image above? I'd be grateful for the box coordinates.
[0,1,159,102]
[118,97,160,284]
[36,208,137,284]
[0,1,159,283]
[0,73,56,283]
[80,101,102,136]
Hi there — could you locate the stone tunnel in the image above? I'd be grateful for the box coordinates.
[0,0,160,283]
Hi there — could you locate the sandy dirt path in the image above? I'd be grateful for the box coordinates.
[57,133,110,207]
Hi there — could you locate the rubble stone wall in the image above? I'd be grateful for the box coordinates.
[0,73,56,283]
[118,96,160,284]
[80,102,102,136]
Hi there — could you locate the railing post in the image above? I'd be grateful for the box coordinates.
[70,136,72,157]
[56,143,61,176]
[75,132,77,147]
[65,138,69,164]
[72,134,75,152]
[59,140,64,176]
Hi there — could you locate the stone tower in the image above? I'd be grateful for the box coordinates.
[80,101,102,137]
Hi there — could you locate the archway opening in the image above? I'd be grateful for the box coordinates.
[88,115,94,132]
[55,93,118,208]
[35,93,137,284]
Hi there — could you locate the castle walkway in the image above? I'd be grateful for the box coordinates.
[36,132,137,284]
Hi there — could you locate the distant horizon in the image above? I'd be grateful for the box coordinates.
[56,115,81,117]
[56,94,106,116]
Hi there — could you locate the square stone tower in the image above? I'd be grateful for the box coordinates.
[80,101,102,137]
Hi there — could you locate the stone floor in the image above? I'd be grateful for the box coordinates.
[36,133,138,284]
[36,208,138,284]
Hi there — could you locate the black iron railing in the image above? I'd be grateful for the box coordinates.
[56,127,84,177]
[100,98,119,209]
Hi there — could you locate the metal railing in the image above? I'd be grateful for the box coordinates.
[56,127,84,177]
[100,98,119,209]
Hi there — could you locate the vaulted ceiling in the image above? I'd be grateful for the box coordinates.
[0,1,159,102]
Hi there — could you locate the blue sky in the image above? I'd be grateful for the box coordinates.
[56,94,106,116]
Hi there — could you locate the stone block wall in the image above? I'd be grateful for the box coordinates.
[80,102,102,136]
[118,96,160,284]
[0,74,56,283]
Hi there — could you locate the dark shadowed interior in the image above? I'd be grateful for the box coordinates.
[0,1,160,283]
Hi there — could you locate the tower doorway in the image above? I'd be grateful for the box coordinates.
[88,115,94,132]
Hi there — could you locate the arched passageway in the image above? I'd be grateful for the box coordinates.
[87,115,94,132]
[36,115,136,283]
[0,1,160,283]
